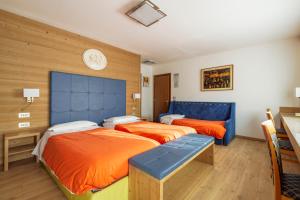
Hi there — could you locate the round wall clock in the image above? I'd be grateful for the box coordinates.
[82,49,107,70]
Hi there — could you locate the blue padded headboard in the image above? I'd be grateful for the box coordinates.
[50,71,126,126]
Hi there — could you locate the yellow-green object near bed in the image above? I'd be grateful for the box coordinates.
[43,164,128,200]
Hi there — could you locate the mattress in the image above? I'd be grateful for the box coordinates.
[43,162,128,200]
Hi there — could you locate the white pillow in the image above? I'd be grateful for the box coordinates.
[102,122,116,129]
[161,114,185,120]
[102,118,140,129]
[49,121,98,132]
[104,115,140,124]
[160,114,185,125]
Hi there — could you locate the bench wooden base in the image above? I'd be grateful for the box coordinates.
[129,142,214,200]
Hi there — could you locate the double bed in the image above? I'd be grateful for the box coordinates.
[35,71,197,200]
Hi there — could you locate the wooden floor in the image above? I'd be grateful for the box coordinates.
[0,138,299,200]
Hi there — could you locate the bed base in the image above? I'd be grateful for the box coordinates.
[43,163,128,200]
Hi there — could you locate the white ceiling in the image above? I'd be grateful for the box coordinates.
[1,0,300,63]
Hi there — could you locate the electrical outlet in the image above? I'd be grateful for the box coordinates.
[18,112,30,118]
[18,122,30,128]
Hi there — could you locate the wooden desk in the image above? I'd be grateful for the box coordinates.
[280,113,300,161]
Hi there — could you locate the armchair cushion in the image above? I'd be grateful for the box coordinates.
[172,118,226,139]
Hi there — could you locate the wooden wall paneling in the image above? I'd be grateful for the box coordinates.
[0,9,141,165]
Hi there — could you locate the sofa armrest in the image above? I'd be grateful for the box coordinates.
[223,118,235,145]
[225,119,232,131]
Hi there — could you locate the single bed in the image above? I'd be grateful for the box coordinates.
[38,71,160,200]
[114,121,196,144]
[33,125,158,199]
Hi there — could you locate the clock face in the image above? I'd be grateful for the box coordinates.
[83,49,107,70]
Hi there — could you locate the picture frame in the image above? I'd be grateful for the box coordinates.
[143,76,150,87]
[201,64,233,91]
[173,73,179,88]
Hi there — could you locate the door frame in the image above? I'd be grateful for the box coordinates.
[153,73,171,121]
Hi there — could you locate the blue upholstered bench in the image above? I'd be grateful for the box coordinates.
[129,134,214,200]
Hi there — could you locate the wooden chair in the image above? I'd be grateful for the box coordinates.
[261,120,300,200]
[265,109,297,162]
[266,108,288,139]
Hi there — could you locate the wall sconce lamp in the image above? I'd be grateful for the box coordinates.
[23,88,40,103]
[296,87,300,117]
[132,93,141,102]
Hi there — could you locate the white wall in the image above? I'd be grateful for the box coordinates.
[141,64,153,121]
[153,39,300,139]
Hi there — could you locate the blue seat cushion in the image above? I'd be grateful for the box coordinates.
[279,139,294,151]
[129,134,214,180]
[282,173,300,200]
[276,128,287,134]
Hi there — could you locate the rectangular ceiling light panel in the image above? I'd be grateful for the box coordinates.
[126,0,166,27]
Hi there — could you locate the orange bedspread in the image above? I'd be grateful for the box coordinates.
[42,128,158,195]
[172,118,226,139]
[115,121,196,144]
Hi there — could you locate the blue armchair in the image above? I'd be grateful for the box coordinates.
[159,101,236,145]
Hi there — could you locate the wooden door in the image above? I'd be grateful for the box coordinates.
[153,73,171,122]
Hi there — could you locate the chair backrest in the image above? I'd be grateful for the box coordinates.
[261,120,283,200]
[266,108,276,127]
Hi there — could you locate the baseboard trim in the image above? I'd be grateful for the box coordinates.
[236,135,265,142]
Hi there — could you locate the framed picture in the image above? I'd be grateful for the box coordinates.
[143,76,150,87]
[173,73,179,88]
[201,64,233,91]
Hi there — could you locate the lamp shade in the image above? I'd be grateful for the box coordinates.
[126,0,166,27]
[296,87,300,98]
[23,88,40,98]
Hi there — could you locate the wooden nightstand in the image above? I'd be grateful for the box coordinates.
[3,132,40,171]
